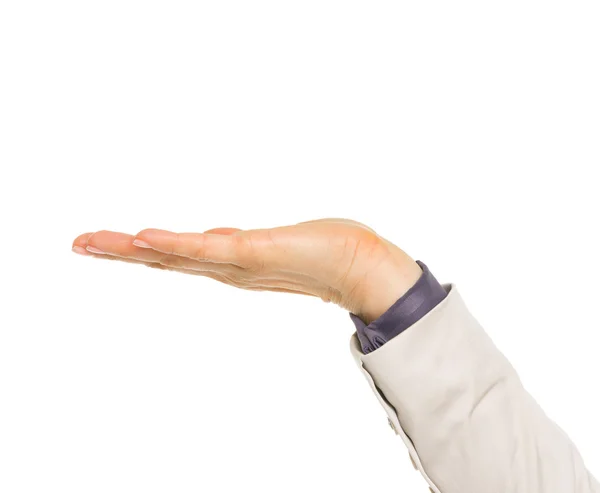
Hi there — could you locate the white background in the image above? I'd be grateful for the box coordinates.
[1,1,599,491]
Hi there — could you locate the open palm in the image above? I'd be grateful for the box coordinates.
[72,218,421,323]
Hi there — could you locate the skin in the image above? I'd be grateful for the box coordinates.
[71,218,422,324]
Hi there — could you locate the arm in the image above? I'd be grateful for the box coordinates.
[72,218,599,492]
[351,282,600,493]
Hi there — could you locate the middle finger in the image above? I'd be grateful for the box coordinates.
[82,230,243,275]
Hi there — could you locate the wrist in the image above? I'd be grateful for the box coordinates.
[354,255,422,325]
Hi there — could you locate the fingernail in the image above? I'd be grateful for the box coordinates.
[86,246,106,254]
[133,239,151,248]
[72,246,90,256]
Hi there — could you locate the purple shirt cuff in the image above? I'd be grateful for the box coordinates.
[349,260,447,354]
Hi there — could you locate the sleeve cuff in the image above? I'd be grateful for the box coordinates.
[349,260,448,354]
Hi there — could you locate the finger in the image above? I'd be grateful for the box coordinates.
[74,230,225,272]
[74,231,253,283]
[70,246,197,275]
[72,232,168,267]
[71,239,239,280]
[157,253,245,274]
[76,230,173,262]
[133,229,249,266]
[85,230,146,257]
[72,232,94,255]
[203,227,242,235]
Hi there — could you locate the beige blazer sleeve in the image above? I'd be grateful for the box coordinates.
[350,283,599,493]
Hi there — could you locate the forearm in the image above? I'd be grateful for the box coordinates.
[351,284,599,493]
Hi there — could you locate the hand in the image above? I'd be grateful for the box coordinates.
[72,218,422,324]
